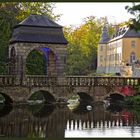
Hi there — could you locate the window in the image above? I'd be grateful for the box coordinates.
[100,55,103,62]
[100,46,103,51]
[115,54,118,61]
[131,40,136,48]
[130,52,136,63]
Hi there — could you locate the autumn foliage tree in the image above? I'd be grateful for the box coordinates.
[64,16,114,75]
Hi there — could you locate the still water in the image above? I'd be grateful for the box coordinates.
[0,102,140,138]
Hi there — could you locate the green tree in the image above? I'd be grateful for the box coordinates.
[125,3,140,30]
[17,2,60,21]
[0,3,19,74]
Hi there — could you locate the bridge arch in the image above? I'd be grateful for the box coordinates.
[0,92,13,105]
[77,92,93,103]
[0,105,13,117]
[104,91,125,101]
[28,89,56,104]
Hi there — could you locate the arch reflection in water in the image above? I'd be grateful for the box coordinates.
[105,103,123,114]
[0,104,13,117]
[103,93,125,114]
[28,104,55,118]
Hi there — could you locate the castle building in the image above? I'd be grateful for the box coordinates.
[97,25,140,74]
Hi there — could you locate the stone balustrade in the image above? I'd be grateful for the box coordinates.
[0,75,140,87]
[0,75,16,86]
[66,76,140,86]
[25,75,57,87]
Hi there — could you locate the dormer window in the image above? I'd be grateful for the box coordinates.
[131,40,136,48]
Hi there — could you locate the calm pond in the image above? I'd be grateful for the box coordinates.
[0,102,140,138]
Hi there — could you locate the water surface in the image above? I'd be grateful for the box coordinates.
[0,103,140,138]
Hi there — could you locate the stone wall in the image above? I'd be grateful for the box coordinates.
[9,43,67,78]
[0,85,109,103]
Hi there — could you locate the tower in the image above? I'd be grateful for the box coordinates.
[8,14,68,83]
[97,25,109,73]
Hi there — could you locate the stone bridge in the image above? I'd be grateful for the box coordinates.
[1,14,140,104]
[0,75,140,104]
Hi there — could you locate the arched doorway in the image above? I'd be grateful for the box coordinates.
[26,47,57,76]
[130,52,136,63]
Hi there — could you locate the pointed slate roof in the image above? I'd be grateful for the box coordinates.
[10,14,68,44]
[99,26,110,44]
[16,14,62,28]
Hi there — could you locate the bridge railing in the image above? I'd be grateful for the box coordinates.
[0,75,16,86]
[0,75,140,87]
[66,76,140,86]
[25,75,57,87]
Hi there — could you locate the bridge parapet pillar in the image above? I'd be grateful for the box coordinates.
[57,76,67,86]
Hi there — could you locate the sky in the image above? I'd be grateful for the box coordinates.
[53,2,137,27]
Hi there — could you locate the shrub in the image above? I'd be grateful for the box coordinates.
[125,96,134,105]
[125,95,140,105]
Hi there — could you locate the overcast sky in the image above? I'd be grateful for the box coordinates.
[53,2,137,27]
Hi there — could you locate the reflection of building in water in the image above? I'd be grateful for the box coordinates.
[0,105,67,138]
[0,105,140,138]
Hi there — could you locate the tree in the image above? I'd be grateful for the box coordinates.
[125,3,140,30]
[0,3,19,74]
[0,3,19,60]
[64,16,114,75]
[17,2,60,21]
